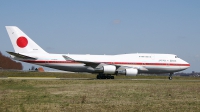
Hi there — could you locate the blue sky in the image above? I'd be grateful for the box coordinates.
[0,0,200,72]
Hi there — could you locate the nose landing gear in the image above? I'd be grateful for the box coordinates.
[169,73,173,80]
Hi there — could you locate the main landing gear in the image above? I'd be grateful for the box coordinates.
[96,73,114,79]
[169,73,173,80]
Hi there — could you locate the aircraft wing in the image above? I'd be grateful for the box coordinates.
[7,51,37,60]
[63,55,102,68]
[62,55,148,71]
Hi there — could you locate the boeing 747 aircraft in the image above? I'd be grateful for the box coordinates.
[5,26,190,80]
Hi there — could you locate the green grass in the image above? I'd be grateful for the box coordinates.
[0,71,97,78]
[0,72,200,111]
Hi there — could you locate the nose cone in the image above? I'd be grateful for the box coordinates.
[181,60,190,70]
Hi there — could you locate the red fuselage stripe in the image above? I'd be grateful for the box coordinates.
[22,60,190,66]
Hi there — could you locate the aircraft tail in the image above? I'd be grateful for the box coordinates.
[5,26,48,54]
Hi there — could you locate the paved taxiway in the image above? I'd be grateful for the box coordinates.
[0,77,90,80]
[0,77,200,81]
[0,77,165,80]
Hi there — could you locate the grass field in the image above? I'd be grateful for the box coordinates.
[0,72,200,112]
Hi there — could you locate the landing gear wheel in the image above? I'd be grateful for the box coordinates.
[102,75,106,79]
[168,73,173,80]
[97,75,100,79]
[107,75,111,79]
[96,74,115,79]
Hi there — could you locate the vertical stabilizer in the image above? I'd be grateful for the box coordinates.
[5,26,48,54]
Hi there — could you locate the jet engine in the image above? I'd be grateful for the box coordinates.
[118,68,138,76]
[95,65,116,74]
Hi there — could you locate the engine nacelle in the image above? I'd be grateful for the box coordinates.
[95,65,116,74]
[118,68,138,76]
[103,65,116,74]
[126,68,138,76]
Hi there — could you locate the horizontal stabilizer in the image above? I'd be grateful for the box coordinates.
[7,51,37,60]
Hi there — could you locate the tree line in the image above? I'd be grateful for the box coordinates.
[0,52,23,70]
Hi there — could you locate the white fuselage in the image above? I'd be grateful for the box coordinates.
[16,53,190,74]
[5,26,190,78]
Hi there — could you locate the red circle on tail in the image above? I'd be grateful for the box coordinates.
[16,36,28,48]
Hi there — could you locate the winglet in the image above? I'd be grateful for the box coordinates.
[62,55,74,61]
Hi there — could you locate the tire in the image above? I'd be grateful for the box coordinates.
[169,77,172,80]
[97,75,100,79]
[96,75,98,79]
[107,75,111,79]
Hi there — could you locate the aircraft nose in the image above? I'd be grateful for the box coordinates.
[186,63,190,68]
[181,60,190,70]
[185,60,190,67]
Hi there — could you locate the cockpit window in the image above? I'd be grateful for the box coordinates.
[175,56,178,58]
